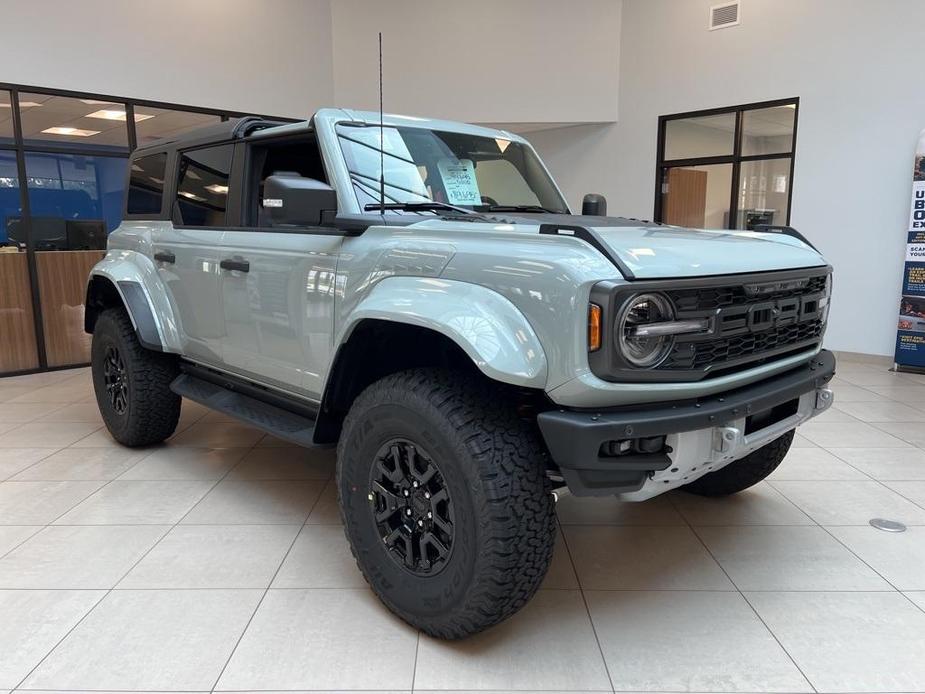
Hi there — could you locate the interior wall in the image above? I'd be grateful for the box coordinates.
[330,0,621,125]
[1,0,334,117]
[530,0,925,356]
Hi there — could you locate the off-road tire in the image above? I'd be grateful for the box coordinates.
[91,307,181,447]
[336,368,556,639]
[681,430,795,497]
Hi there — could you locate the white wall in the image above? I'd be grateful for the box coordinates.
[330,0,621,125]
[530,0,925,356]
[1,0,334,118]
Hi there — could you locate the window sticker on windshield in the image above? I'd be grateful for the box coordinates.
[437,158,481,206]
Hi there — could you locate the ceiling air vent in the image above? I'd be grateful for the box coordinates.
[709,1,740,30]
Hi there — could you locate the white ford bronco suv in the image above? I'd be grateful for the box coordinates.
[86,110,835,638]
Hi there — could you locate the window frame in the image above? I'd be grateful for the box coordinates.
[654,97,799,229]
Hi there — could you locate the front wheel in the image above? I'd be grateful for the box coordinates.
[336,369,556,639]
[91,307,181,447]
[681,430,794,496]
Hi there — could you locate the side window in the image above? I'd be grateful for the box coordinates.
[126,152,167,215]
[175,144,233,227]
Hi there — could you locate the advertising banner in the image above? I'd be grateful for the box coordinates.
[895,130,925,369]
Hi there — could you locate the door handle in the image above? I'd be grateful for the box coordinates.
[153,251,175,264]
[220,258,250,273]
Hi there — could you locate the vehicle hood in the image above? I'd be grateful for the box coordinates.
[503,213,828,279]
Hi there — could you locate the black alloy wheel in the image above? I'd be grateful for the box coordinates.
[369,438,455,575]
[103,345,129,414]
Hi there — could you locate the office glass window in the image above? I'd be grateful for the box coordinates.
[656,99,798,231]
[135,107,222,148]
[24,152,127,244]
[664,113,736,160]
[127,152,168,215]
[176,145,233,227]
[742,105,796,156]
[0,90,13,144]
[18,92,129,151]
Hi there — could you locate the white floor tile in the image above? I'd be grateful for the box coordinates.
[875,421,925,448]
[671,482,814,526]
[825,384,887,402]
[0,525,168,588]
[564,525,733,590]
[169,420,264,448]
[0,422,101,449]
[0,480,105,525]
[884,480,925,508]
[23,589,262,691]
[697,525,890,591]
[227,446,334,480]
[771,480,925,526]
[304,479,341,525]
[828,447,925,480]
[586,590,811,692]
[117,446,248,480]
[555,492,685,525]
[414,590,611,692]
[836,399,925,422]
[0,403,64,423]
[797,421,910,448]
[542,537,580,589]
[11,447,147,481]
[768,446,870,481]
[54,480,215,525]
[829,525,925,590]
[271,524,363,588]
[0,526,41,557]
[0,448,58,480]
[747,590,925,692]
[182,479,325,525]
[119,524,300,589]
[37,403,104,424]
[216,589,417,691]
[0,589,104,689]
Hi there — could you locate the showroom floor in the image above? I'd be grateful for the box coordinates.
[2,357,925,693]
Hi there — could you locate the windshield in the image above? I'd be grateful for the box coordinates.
[335,123,569,214]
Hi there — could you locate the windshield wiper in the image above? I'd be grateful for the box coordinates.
[484,204,563,214]
[364,201,480,216]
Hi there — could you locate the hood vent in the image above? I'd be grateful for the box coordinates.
[709,1,740,30]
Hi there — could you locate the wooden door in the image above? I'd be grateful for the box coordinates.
[664,168,707,228]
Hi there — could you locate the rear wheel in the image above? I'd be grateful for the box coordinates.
[91,307,181,447]
[681,430,794,496]
[337,368,556,639]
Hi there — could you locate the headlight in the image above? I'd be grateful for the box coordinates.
[617,293,675,367]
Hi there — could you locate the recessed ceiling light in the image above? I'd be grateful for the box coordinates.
[205,184,229,194]
[80,99,116,105]
[0,101,42,108]
[86,109,154,122]
[179,190,205,201]
[42,126,100,137]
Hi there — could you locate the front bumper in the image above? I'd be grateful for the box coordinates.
[537,349,836,499]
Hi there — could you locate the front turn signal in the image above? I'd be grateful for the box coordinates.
[588,303,602,352]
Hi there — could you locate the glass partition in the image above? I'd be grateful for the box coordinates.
[0,90,14,145]
[18,92,129,151]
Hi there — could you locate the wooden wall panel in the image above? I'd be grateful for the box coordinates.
[35,250,105,367]
[664,168,707,228]
[0,252,40,374]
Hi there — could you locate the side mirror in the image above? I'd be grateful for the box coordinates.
[581,193,607,217]
[263,173,337,227]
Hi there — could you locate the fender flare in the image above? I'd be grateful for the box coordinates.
[85,250,183,353]
[334,276,548,389]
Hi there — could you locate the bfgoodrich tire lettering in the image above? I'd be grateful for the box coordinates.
[681,429,794,496]
[91,307,181,447]
[337,368,556,639]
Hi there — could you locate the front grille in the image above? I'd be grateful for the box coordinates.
[663,318,825,370]
[658,271,828,374]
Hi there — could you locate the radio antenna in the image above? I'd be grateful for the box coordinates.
[378,31,385,213]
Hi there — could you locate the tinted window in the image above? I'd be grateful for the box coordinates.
[127,152,167,215]
[175,145,233,226]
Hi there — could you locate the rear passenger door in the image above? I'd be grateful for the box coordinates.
[216,133,341,399]
[151,144,234,366]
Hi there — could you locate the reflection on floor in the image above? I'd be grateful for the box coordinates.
[1,355,925,692]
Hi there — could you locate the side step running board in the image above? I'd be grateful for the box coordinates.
[170,373,322,447]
